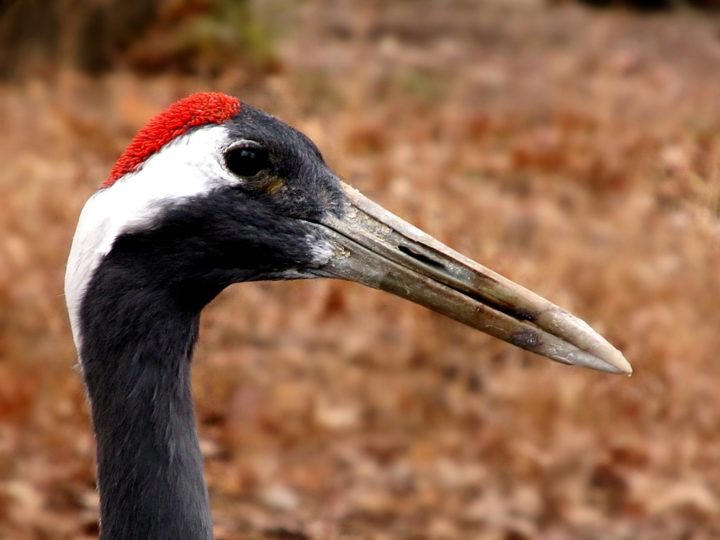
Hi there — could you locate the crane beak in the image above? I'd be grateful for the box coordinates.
[316,182,631,375]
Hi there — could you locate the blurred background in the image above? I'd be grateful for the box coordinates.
[1,0,719,538]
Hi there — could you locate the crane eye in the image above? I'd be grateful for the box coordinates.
[224,143,269,178]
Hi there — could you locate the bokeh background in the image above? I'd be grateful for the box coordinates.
[1,0,719,538]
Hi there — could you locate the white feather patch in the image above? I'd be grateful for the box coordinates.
[65,125,240,349]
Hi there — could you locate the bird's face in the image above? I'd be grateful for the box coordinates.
[66,93,630,374]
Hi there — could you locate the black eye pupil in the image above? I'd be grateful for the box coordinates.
[225,145,268,177]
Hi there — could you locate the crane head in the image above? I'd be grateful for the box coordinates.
[66,92,631,375]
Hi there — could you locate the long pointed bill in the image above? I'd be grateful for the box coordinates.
[315,183,631,374]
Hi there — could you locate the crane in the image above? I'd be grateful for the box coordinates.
[65,92,631,540]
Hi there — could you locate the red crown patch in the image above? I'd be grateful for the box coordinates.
[104,92,241,187]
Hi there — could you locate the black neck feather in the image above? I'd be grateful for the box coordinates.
[76,185,324,539]
[79,250,213,540]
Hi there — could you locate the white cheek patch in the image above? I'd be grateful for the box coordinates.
[64,125,238,350]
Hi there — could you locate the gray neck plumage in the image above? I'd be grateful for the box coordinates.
[78,253,213,540]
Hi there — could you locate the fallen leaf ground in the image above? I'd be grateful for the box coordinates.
[1,1,719,539]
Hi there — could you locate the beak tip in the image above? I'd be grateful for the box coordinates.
[603,347,633,375]
[617,355,633,376]
[562,348,632,375]
[598,351,633,376]
[545,310,632,375]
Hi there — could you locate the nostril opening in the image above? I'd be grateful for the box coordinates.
[398,245,447,271]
